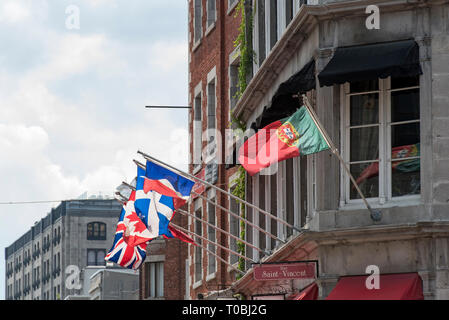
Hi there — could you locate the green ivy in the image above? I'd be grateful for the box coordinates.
[229,0,254,131]
[231,166,247,279]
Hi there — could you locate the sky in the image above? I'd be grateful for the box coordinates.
[0,0,189,299]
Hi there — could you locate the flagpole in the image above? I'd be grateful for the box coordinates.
[170,225,246,277]
[170,223,256,264]
[136,151,302,232]
[301,94,380,221]
[133,160,287,244]
[177,208,270,256]
[192,191,286,245]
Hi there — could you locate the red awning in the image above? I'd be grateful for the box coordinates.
[288,283,319,300]
[326,273,424,300]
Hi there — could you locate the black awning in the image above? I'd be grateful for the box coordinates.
[318,39,422,87]
[255,59,316,130]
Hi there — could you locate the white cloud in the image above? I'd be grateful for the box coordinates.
[0,1,31,23]
[0,0,189,300]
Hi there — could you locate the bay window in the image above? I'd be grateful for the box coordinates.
[341,76,421,204]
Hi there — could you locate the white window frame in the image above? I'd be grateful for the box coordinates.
[193,0,203,48]
[206,188,217,279]
[193,82,203,174]
[193,199,203,286]
[227,0,239,15]
[340,77,421,209]
[228,173,241,267]
[206,0,217,34]
[205,67,217,164]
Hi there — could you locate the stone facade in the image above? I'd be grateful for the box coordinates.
[5,199,121,300]
[189,0,449,300]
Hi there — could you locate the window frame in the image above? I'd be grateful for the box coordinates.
[206,188,217,278]
[340,76,421,208]
[87,222,107,241]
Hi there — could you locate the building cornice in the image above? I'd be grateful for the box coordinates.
[231,221,449,294]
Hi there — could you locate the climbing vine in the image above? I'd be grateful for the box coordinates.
[231,166,247,279]
[230,0,255,130]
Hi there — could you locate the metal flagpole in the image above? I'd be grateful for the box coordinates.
[301,94,380,221]
[170,226,246,277]
[133,160,286,245]
[115,188,251,273]
[137,151,302,232]
[176,208,270,256]
[169,223,256,264]
[192,191,286,244]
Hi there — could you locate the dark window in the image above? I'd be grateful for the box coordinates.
[87,249,106,266]
[87,222,106,240]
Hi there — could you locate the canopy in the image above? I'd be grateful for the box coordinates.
[255,59,316,130]
[288,283,319,300]
[326,273,424,300]
[318,39,422,87]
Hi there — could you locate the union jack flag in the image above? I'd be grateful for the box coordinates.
[105,190,152,270]
[134,161,195,239]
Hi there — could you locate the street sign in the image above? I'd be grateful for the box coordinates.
[253,262,317,281]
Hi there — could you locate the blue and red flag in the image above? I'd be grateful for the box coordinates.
[134,161,195,240]
[105,191,152,270]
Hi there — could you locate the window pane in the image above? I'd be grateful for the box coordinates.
[93,223,99,237]
[87,251,96,266]
[350,94,379,126]
[391,89,420,123]
[350,162,379,199]
[97,250,105,266]
[87,224,93,238]
[258,175,266,256]
[391,75,419,89]
[392,159,421,197]
[229,194,239,265]
[391,122,420,149]
[350,126,379,162]
[350,79,378,93]
[285,159,294,238]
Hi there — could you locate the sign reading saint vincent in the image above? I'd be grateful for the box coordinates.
[238,106,329,176]
[253,262,317,281]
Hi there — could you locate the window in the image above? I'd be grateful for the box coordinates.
[194,0,202,44]
[228,0,239,12]
[87,222,106,240]
[87,249,106,266]
[206,75,217,162]
[285,0,294,26]
[229,50,240,112]
[342,76,421,203]
[229,184,241,265]
[193,87,203,167]
[207,189,216,275]
[207,0,216,29]
[194,199,203,283]
[268,0,278,50]
[144,262,164,299]
[255,0,266,67]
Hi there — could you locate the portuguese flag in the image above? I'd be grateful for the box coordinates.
[238,106,330,176]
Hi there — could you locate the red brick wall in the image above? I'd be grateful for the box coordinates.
[139,206,189,300]
[188,0,242,300]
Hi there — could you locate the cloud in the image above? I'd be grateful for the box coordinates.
[0,1,31,24]
[0,0,189,300]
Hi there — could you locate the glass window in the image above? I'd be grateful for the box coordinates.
[87,222,106,240]
[344,76,420,202]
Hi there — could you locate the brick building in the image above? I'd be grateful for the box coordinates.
[187,0,243,299]
[188,0,449,300]
[138,209,189,300]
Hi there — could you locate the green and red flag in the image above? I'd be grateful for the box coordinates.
[238,106,329,176]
